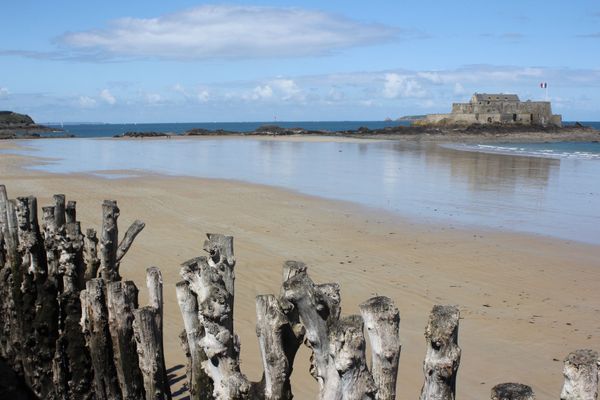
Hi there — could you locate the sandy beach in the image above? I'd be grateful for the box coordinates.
[1,137,599,399]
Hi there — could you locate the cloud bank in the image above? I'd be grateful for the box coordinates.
[58,5,398,60]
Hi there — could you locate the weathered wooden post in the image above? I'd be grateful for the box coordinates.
[176,279,214,400]
[281,271,340,393]
[80,278,122,400]
[106,280,145,399]
[180,235,250,399]
[84,228,100,280]
[560,349,599,400]
[491,383,535,400]
[420,305,461,400]
[99,200,120,282]
[133,306,171,400]
[360,296,401,400]
[325,315,376,400]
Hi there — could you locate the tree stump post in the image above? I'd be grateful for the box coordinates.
[80,278,122,400]
[99,200,120,282]
[360,296,401,400]
[281,270,340,393]
[180,234,250,399]
[106,280,145,400]
[254,294,299,400]
[324,315,376,400]
[560,349,599,400]
[84,228,100,280]
[420,305,461,400]
[176,280,214,400]
[133,306,171,400]
[491,383,535,400]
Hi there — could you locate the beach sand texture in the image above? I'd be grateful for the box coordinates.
[0,139,599,400]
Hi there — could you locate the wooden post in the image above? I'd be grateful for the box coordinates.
[80,278,122,400]
[255,294,298,400]
[360,296,401,400]
[324,315,376,400]
[66,200,77,224]
[146,266,171,399]
[55,289,94,400]
[84,228,100,280]
[281,270,339,391]
[176,280,214,399]
[0,186,19,269]
[53,194,66,229]
[180,234,250,400]
[420,305,461,400]
[560,349,599,400]
[491,383,534,400]
[106,280,145,400]
[99,200,120,282]
[133,306,171,400]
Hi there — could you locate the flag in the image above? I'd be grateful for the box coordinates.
[540,82,547,89]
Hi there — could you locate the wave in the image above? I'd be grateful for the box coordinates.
[446,143,600,160]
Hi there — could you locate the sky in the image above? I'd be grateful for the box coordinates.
[0,0,599,122]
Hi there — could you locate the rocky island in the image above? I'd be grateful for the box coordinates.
[0,111,68,139]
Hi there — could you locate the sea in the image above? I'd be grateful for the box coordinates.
[44,120,413,138]
[5,121,600,244]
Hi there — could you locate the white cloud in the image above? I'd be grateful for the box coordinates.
[58,5,398,60]
[383,73,426,98]
[78,96,97,108]
[173,83,186,94]
[100,89,116,105]
[250,85,274,100]
[271,79,302,101]
[197,90,210,103]
[453,82,466,95]
[145,93,162,104]
[0,87,9,97]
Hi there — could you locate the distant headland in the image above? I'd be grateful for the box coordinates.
[0,111,69,139]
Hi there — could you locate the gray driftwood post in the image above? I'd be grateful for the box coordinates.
[133,306,171,400]
[176,279,214,399]
[420,305,461,400]
[281,271,340,394]
[491,383,534,400]
[560,349,599,400]
[99,200,120,282]
[106,280,145,399]
[326,315,376,400]
[360,296,401,400]
[179,234,250,399]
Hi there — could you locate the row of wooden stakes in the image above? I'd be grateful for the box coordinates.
[0,185,597,400]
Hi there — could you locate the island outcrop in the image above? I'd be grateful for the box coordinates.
[0,111,67,139]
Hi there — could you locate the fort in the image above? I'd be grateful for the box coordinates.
[422,93,562,127]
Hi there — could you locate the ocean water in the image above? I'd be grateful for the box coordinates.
[5,138,600,244]
[44,120,411,138]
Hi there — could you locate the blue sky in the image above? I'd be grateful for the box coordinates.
[1,0,599,122]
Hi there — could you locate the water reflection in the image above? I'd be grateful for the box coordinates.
[7,138,600,243]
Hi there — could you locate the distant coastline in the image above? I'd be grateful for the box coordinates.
[2,110,600,143]
[112,122,600,143]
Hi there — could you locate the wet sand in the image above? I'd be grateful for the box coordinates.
[0,138,599,399]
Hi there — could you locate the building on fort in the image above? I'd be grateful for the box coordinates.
[423,93,562,126]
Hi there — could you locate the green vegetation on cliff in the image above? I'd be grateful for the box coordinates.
[0,111,35,126]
